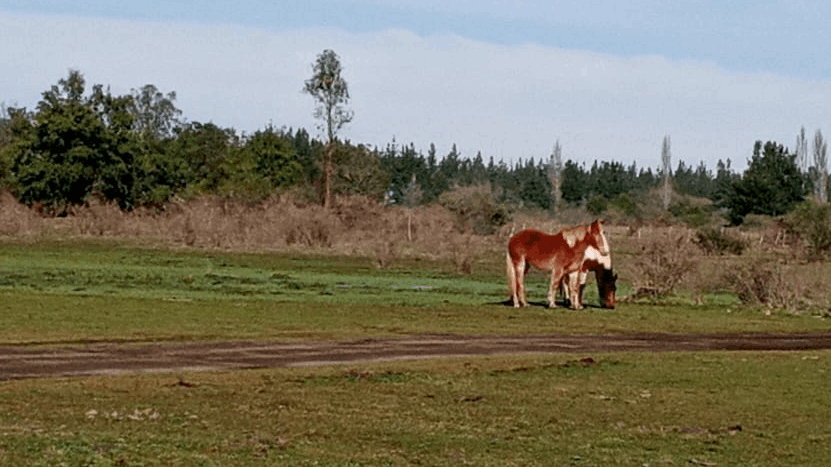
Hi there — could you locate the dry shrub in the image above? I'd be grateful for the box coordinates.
[725,259,804,311]
[0,190,43,236]
[783,201,831,257]
[437,183,509,235]
[629,230,699,298]
[70,201,130,237]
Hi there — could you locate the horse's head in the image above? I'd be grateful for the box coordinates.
[590,219,610,256]
[597,267,617,309]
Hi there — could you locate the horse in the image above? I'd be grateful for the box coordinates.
[506,220,609,308]
[558,245,617,309]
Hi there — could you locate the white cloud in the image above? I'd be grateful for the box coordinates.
[2,11,829,171]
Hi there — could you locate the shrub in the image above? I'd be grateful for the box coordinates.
[609,192,639,217]
[669,199,713,228]
[630,233,698,297]
[725,260,802,311]
[437,183,509,235]
[693,227,748,255]
[783,200,831,257]
[586,195,608,215]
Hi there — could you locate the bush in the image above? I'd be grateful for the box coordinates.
[437,183,509,235]
[586,195,608,215]
[609,192,639,217]
[725,260,802,311]
[630,233,699,297]
[669,199,713,228]
[783,200,831,257]
[693,227,748,255]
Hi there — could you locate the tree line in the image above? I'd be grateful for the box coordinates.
[0,67,828,225]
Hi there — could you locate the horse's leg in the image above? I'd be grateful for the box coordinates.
[557,273,569,306]
[548,266,564,308]
[570,275,583,310]
[547,270,557,308]
[572,270,586,310]
[519,260,530,307]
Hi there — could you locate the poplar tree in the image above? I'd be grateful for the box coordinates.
[661,135,672,210]
[549,140,562,212]
[814,130,828,203]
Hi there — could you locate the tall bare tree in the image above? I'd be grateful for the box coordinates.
[814,129,828,203]
[796,126,809,174]
[661,135,672,210]
[303,49,354,208]
[548,140,562,212]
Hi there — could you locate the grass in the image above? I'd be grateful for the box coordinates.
[1,351,830,466]
[0,240,828,345]
[1,239,831,465]
[0,240,828,341]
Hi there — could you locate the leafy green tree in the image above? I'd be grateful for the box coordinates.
[246,126,301,188]
[723,141,807,224]
[167,121,238,195]
[517,159,552,210]
[379,140,426,205]
[214,126,301,202]
[10,70,136,212]
[128,84,182,139]
[331,143,389,200]
[0,105,33,188]
[303,49,353,208]
[561,160,588,204]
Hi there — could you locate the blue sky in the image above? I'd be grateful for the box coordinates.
[2,0,829,171]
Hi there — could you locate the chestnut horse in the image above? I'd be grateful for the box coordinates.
[506,220,609,308]
[559,245,617,309]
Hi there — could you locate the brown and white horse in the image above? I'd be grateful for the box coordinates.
[559,245,617,309]
[506,220,610,308]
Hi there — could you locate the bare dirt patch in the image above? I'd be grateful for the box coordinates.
[3,332,831,380]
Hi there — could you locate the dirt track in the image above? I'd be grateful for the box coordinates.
[2,332,831,381]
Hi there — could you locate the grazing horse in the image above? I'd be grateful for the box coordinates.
[506,220,609,308]
[559,245,617,309]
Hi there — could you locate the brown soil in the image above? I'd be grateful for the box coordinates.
[3,332,831,381]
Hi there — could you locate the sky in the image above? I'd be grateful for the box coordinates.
[1,0,829,172]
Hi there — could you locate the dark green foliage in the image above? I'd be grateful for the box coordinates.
[586,195,608,215]
[167,121,238,194]
[693,227,748,255]
[722,141,807,224]
[10,70,135,212]
[674,160,714,198]
[669,199,712,228]
[516,159,552,210]
[610,192,640,217]
[561,160,588,204]
[4,68,822,225]
[245,126,301,188]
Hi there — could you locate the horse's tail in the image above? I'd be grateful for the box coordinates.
[506,249,516,304]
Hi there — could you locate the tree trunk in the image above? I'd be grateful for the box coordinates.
[324,142,334,209]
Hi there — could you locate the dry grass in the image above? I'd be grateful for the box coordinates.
[0,193,475,265]
[3,192,831,313]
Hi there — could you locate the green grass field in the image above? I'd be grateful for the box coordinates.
[1,240,830,465]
